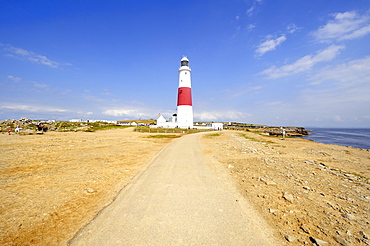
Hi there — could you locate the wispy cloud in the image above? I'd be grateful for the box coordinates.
[269,56,370,126]
[102,105,156,119]
[0,104,68,113]
[246,6,255,17]
[309,56,370,88]
[255,24,300,56]
[247,24,256,30]
[231,86,262,97]
[261,44,345,79]
[287,24,300,34]
[312,11,370,42]
[0,44,69,68]
[7,75,22,83]
[256,35,287,56]
[246,0,263,17]
[7,75,49,89]
[103,108,141,117]
[194,110,251,121]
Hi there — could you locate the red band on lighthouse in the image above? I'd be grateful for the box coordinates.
[177,87,192,106]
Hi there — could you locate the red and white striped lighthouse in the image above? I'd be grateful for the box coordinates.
[176,57,193,128]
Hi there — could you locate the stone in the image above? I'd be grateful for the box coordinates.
[284,234,295,242]
[300,224,311,234]
[264,180,277,186]
[333,236,352,246]
[342,213,355,220]
[283,192,294,203]
[309,237,328,246]
[86,188,96,193]
[269,208,277,215]
[362,239,370,245]
[360,231,369,239]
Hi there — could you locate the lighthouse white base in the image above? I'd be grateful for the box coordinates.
[177,105,193,128]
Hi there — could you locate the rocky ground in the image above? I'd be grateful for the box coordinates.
[200,131,370,245]
[0,128,369,245]
[0,128,175,245]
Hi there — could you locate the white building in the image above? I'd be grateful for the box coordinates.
[207,123,223,130]
[69,119,83,122]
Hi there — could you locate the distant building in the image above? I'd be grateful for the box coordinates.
[118,122,131,126]
[69,119,117,124]
[206,123,223,130]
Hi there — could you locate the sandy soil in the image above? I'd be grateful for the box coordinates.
[0,128,175,245]
[1,128,369,245]
[200,131,370,245]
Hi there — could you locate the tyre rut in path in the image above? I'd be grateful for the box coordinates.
[69,133,281,245]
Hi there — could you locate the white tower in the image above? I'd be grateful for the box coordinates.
[177,57,193,128]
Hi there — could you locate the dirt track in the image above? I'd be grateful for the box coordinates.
[69,132,280,245]
[1,129,369,245]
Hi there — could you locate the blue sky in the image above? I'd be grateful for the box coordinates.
[1,0,370,127]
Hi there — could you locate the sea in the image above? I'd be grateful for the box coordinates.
[303,128,370,150]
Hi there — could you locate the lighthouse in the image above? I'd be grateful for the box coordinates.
[176,57,193,128]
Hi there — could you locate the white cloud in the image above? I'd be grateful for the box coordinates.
[194,110,251,121]
[312,11,370,42]
[0,44,67,68]
[231,86,262,97]
[277,56,370,127]
[256,35,287,56]
[246,0,263,17]
[0,104,68,113]
[7,75,21,83]
[103,109,138,117]
[7,75,49,89]
[261,44,345,79]
[287,24,300,34]
[103,107,154,119]
[340,24,370,40]
[247,24,256,30]
[309,56,370,86]
[246,6,255,17]
[32,81,48,88]
[255,23,300,56]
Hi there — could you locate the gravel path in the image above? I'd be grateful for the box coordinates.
[69,133,281,245]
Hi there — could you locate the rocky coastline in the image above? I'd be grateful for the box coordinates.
[201,131,370,245]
